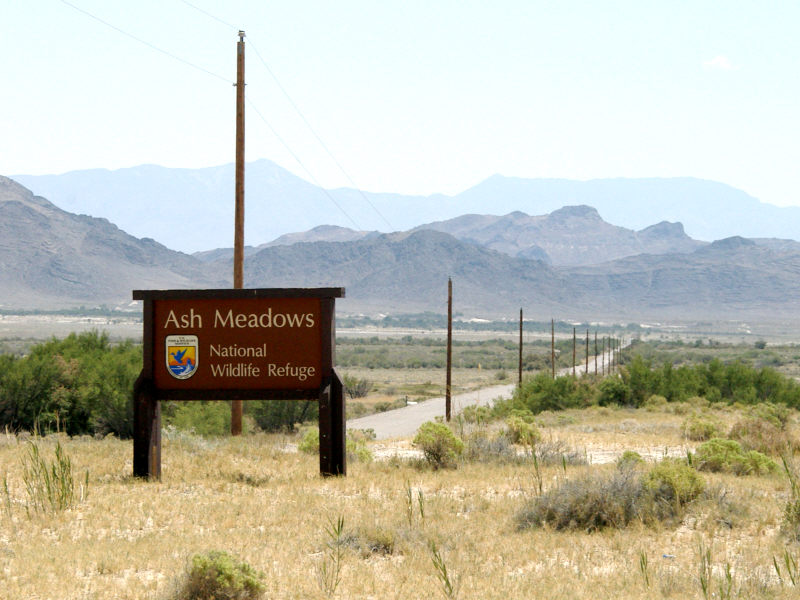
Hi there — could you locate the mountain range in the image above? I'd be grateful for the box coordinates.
[5,173,800,322]
[13,160,800,254]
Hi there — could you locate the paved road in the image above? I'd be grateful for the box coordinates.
[347,341,627,440]
[346,383,516,440]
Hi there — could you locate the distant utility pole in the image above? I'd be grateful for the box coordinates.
[551,319,555,380]
[602,337,606,376]
[518,308,523,385]
[446,278,452,422]
[594,332,598,376]
[572,327,576,377]
[585,329,589,375]
[231,30,246,436]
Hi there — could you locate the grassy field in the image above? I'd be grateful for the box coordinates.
[3,402,800,599]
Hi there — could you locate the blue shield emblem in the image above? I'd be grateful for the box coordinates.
[166,335,198,379]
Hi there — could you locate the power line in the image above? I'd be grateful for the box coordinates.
[247,97,362,230]
[58,0,232,84]
[248,39,395,231]
[178,0,239,31]
[171,0,395,230]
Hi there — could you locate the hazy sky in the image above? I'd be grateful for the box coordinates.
[3,1,799,205]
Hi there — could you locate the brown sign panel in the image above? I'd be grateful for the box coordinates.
[132,288,346,479]
[152,297,322,390]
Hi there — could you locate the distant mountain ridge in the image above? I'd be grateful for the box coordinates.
[12,160,800,253]
[0,176,223,309]
[4,175,800,321]
[411,205,704,265]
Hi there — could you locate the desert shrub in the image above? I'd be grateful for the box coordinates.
[505,415,541,445]
[643,458,705,507]
[346,437,373,463]
[342,374,373,399]
[461,404,492,424]
[348,428,376,442]
[701,483,751,529]
[21,441,86,514]
[174,550,265,600]
[728,416,798,456]
[511,373,592,414]
[298,428,320,454]
[781,458,800,541]
[597,376,630,406]
[0,331,141,437]
[495,370,508,381]
[643,394,668,411]
[693,438,778,476]
[347,525,397,557]
[616,450,644,470]
[248,400,317,433]
[516,467,671,532]
[747,402,792,429]
[166,401,232,436]
[413,421,464,469]
[346,402,368,419]
[298,428,372,462]
[533,439,588,466]
[682,413,723,441]
[462,430,517,464]
[509,408,536,423]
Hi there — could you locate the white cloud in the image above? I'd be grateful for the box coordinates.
[703,55,736,70]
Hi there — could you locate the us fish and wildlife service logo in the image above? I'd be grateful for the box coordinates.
[166,335,198,380]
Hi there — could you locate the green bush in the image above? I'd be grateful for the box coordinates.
[643,458,705,506]
[346,437,373,463]
[747,402,792,429]
[693,438,778,476]
[342,374,373,399]
[642,394,668,411]
[0,331,141,437]
[461,404,492,424]
[616,450,644,470]
[166,401,232,436]
[248,400,317,433]
[505,415,541,445]
[597,376,630,406]
[413,421,464,469]
[682,413,723,441]
[175,550,265,600]
[511,373,592,414]
[298,428,320,454]
[298,428,373,463]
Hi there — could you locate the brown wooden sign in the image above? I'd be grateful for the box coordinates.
[132,288,345,479]
[152,297,323,391]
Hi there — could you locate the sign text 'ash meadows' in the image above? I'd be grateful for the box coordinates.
[163,307,316,329]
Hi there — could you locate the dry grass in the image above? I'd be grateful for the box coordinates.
[2,408,800,599]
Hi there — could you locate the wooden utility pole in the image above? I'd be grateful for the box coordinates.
[585,329,589,375]
[594,332,598,376]
[446,278,452,421]
[551,319,555,379]
[572,327,576,377]
[231,30,246,436]
[602,337,606,376]
[518,308,523,385]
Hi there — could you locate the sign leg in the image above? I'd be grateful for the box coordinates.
[133,374,161,480]
[319,370,346,476]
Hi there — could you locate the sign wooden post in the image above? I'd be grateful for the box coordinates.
[132,287,345,479]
